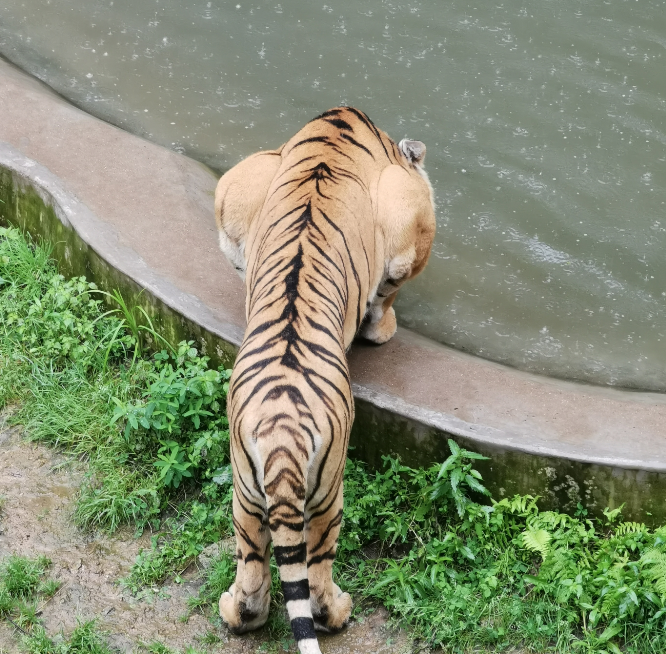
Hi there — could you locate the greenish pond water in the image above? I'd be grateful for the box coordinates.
[1,1,665,390]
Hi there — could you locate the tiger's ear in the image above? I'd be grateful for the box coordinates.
[399,139,426,165]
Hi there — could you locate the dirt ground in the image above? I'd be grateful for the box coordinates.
[0,412,415,654]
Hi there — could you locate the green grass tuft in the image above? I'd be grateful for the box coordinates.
[0,552,116,653]
[0,555,51,601]
[186,549,235,614]
[23,619,115,654]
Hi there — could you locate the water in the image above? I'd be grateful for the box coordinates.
[1,0,665,390]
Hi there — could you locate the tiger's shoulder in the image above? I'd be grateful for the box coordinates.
[214,106,435,284]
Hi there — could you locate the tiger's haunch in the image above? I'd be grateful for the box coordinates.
[214,107,436,654]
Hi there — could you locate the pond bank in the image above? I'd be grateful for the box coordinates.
[1,56,665,522]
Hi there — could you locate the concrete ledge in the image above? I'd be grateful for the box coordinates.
[1,57,665,522]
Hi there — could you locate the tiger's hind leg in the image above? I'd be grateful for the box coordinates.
[306,486,352,633]
[219,489,272,634]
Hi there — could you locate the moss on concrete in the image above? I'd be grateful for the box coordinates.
[350,396,666,523]
[0,167,237,370]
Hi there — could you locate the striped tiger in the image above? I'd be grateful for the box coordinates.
[214,107,435,654]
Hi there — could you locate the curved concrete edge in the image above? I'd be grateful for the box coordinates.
[352,384,666,474]
[350,395,666,522]
[1,56,665,523]
[0,143,242,365]
[2,146,666,523]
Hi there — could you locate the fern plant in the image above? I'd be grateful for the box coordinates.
[522,527,551,560]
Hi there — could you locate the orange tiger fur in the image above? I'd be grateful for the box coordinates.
[214,107,435,654]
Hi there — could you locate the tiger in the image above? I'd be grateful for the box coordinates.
[214,107,435,654]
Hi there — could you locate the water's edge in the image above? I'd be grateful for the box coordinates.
[2,143,665,523]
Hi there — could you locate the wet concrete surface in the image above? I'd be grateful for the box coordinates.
[0,415,414,654]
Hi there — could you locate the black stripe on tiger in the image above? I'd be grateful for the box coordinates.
[324,117,353,131]
[309,108,343,122]
[293,135,331,149]
[244,552,265,564]
[282,579,311,602]
[345,107,392,160]
[291,617,317,642]
[318,208,364,332]
[308,549,337,567]
[274,543,307,566]
[291,135,354,161]
[340,133,374,158]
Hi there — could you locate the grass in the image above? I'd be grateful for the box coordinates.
[2,224,666,653]
[337,455,666,653]
[0,553,115,653]
[137,643,205,654]
[23,619,116,654]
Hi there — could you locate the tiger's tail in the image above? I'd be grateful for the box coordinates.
[265,453,321,654]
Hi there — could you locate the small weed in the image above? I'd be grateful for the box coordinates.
[153,440,192,489]
[15,601,40,630]
[257,638,295,654]
[0,555,51,635]
[187,549,235,614]
[138,642,205,654]
[264,610,293,645]
[197,630,222,645]
[96,288,174,365]
[21,627,58,654]
[67,619,114,654]
[0,555,51,600]
[141,644,173,654]
[124,494,233,590]
[0,587,13,616]
[23,619,115,654]
[38,579,61,598]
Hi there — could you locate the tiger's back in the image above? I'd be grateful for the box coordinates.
[215,107,435,654]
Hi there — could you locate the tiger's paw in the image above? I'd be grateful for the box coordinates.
[219,585,270,634]
[359,307,397,345]
[312,586,352,634]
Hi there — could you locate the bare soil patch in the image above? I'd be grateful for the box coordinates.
[0,414,412,653]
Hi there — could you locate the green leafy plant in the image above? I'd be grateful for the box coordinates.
[429,438,491,516]
[330,446,666,653]
[110,342,231,489]
[0,228,134,374]
[153,440,193,489]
